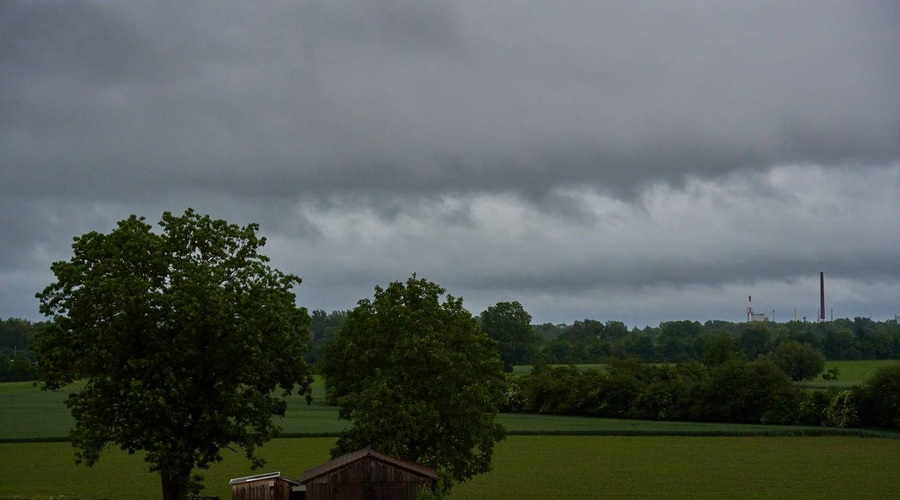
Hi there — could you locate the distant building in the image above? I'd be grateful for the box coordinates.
[750,312,769,322]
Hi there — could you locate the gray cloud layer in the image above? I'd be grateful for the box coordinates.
[2,1,899,326]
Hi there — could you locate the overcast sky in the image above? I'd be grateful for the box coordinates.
[2,1,899,328]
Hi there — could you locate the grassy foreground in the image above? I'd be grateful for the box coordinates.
[2,360,898,498]
[1,436,898,499]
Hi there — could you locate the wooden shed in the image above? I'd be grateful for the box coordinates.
[230,471,304,500]
[297,446,439,500]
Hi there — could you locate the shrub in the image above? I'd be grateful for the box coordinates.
[698,359,799,424]
[856,365,900,429]
[825,389,860,428]
[792,390,834,426]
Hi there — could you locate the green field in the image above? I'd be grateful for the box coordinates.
[1,436,898,499]
[804,359,900,388]
[2,360,899,498]
[4,360,900,441]
[5,378,890,442]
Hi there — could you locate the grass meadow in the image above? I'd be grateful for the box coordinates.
[805,359,900,389]
[2,436,899,499]
[1,360,898,498]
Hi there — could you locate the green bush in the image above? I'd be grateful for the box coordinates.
[698,360,800,424]
[825,389,861,428]
[792,389,834,426]
[856,365,900,429]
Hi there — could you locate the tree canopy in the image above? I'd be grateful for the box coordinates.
[763,340,826,381]
[479,301,538,372]
[321,275,506,494]
[34,209,313,500]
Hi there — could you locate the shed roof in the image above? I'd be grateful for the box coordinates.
[298,446,439,484]
[229,471,301,486]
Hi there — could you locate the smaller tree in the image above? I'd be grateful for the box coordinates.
[702,333,736,367]
[322,275,506,494]
[764,340,826,382]
[822,366,840,381]
[479,301,538,372]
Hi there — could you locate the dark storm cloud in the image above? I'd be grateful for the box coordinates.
[2,1,900,325]
[3,1,899,202]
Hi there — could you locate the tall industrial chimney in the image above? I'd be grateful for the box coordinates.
[819,272,825,322]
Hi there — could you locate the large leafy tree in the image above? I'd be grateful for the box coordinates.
[479,301,538,372]
[321,275,506,494]
[34,209,313,500]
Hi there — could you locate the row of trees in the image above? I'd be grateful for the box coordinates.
[0,318,39,382]
[503,360,900,430]
[537,318,900,365]
[306,309,900,374]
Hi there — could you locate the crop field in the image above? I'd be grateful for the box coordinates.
[1,436,899,499]
[2,360,898,498]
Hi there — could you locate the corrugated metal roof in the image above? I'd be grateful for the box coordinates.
[229,471,301,486]
[297,446,439,484]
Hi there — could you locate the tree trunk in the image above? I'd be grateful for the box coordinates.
[161,471,186,500]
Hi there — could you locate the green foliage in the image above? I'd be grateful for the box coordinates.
[702,332,736,367]
[499,377,528,413]
[856,365,900,429]
[825,389,860,428]
[0,318,41,382]
[321,275,506,494]
[511,358,805,426]
[416,482,444,500]
[305,309,348,365]
[33,209,313,500]
[822,366,840,381]
[521,366,604,415]
[0,318,34,352]
[0,354,37,382]
[479,301,538,372]
[539,317,900,365]
[659,321,703,362]
[697,359,801,424]
[763,340,826,381]
[792,389,833,426]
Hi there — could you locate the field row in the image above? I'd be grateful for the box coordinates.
[3,360,899,442]
[1,436,898,499]
[4,383,893,442]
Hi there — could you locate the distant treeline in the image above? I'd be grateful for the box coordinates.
[7,313,900,381]
[533,317,900,364]
[308,312,900,365]
[0,318,40,382]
